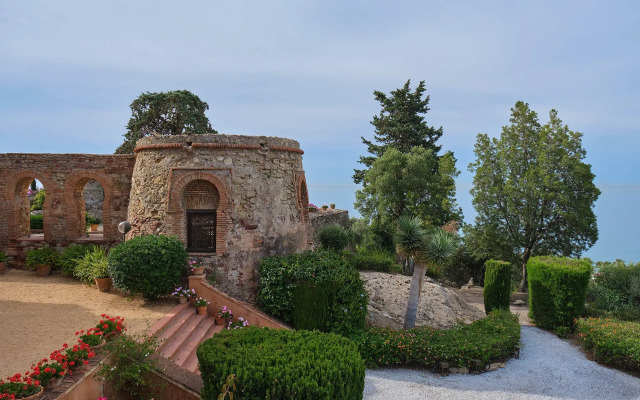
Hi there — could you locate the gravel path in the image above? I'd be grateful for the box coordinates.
[0,269,174,380]
[364,326,640,400]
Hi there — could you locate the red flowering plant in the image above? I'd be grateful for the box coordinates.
[95,314,125,340]
[64,342,95,367]
[0,373,41,399]
[30,357,67,387]
[76,327,105,347]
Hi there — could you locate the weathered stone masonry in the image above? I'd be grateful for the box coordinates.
[0,134,312,302]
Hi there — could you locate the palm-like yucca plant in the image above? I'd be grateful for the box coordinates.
[396,216,457,329]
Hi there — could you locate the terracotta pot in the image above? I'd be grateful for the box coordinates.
[36,264,51,277]
[90,338,106,352]
[20,385,43,399]
[191,266,205,275]
[0,261,6,274]
[94,277,112,292]
[215,316,226,325]
[178,295,188,304]
[330,205,335,209]
[196,305,208,315]
[44,375,64,390]
[90,224,98,232]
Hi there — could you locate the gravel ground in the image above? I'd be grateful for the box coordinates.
[364,326,640,400]
[0,269,174,380]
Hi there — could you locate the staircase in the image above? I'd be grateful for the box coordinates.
[148,302,224,374]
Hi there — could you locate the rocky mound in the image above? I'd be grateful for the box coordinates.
[360,271,485,329]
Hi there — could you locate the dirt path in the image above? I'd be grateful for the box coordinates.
[0,269,175,380]
[456,285,532,326]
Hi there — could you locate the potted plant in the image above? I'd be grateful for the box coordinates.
[30,359,67,390]
[0,374,43,399]
[0,250,6,274]
[308,203,318,212]
[189,260,205,275]
[95,314,125,340]
[85,215,101,232]
[194,297,210,315]
[321,204,329,211]
[25,247,58,277]
[216,305,233,325]
[76,328,106,351]
[74,246,111,291]
[63,342,95,369]
[227,317,250,330]
[330,202,335,209]
[172,286,192,304]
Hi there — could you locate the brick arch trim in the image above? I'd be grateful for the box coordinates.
[294,172,311,244]
[5,170,56,241]
[168,171,231,254]
[64,171,114,240]
[169,171,230,213]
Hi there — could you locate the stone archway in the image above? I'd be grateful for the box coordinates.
[64,171,114,240]
[168,171,231,255]
[5,171,55,242]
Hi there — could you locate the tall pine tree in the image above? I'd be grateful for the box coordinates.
[353,80,443,183]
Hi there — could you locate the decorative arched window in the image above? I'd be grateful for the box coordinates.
[183,180,220,252]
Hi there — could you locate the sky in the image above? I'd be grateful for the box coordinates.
[1,1,639,262]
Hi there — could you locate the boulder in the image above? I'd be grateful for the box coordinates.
[360,271,486,329]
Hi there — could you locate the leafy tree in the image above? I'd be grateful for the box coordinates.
[355,146,462,229]
[115,90,217,154]
[354,80,443,184]
[395,216,457,329]
[468,101,600,291]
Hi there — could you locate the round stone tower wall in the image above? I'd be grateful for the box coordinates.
[127,134,310,301]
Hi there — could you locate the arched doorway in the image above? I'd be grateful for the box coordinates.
[183,180,220,252]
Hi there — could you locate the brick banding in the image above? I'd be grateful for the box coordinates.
[134,142,304,155]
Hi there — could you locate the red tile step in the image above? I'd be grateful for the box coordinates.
[148,302,190,337]
[156,305,197,348]
[183,324,225,374]
[160,312,210,359]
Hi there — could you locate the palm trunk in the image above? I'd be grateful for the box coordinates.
[519,247,531,292]
[404,263,427,329]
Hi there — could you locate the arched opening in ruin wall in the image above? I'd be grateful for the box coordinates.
[168,171,231,255]
[64,171,113,242]
[9,172,53,242]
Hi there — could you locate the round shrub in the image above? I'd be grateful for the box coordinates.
[59,244,94,276]
[107,235,187,300]
[258,251,368,334]
[527,256,592,330]
[483,260,511,314]
[197,327,365,400]
[317,224,350,251]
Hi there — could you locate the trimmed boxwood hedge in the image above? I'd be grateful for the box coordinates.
[107,235,187,300]
[257,251,368,334]
[349,310,520,369]
[484,260,511,314]
[527,256,592,330]
[197,327,365,400]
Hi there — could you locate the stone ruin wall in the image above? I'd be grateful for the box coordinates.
[127,134,310,301]
[0,154,135,266]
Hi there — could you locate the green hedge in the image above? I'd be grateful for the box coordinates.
[293,280,334,331]
[197,327,365,400]
[342,250,402,273]
[527,256,592,330]
[484,260,511,314]
[577,317,640,373]
[30,214,43,229]
[349,310,520,369]
[317,224,350,251]
[107,235,187,300]
[257,251,368,334]
[586,261,640,321]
